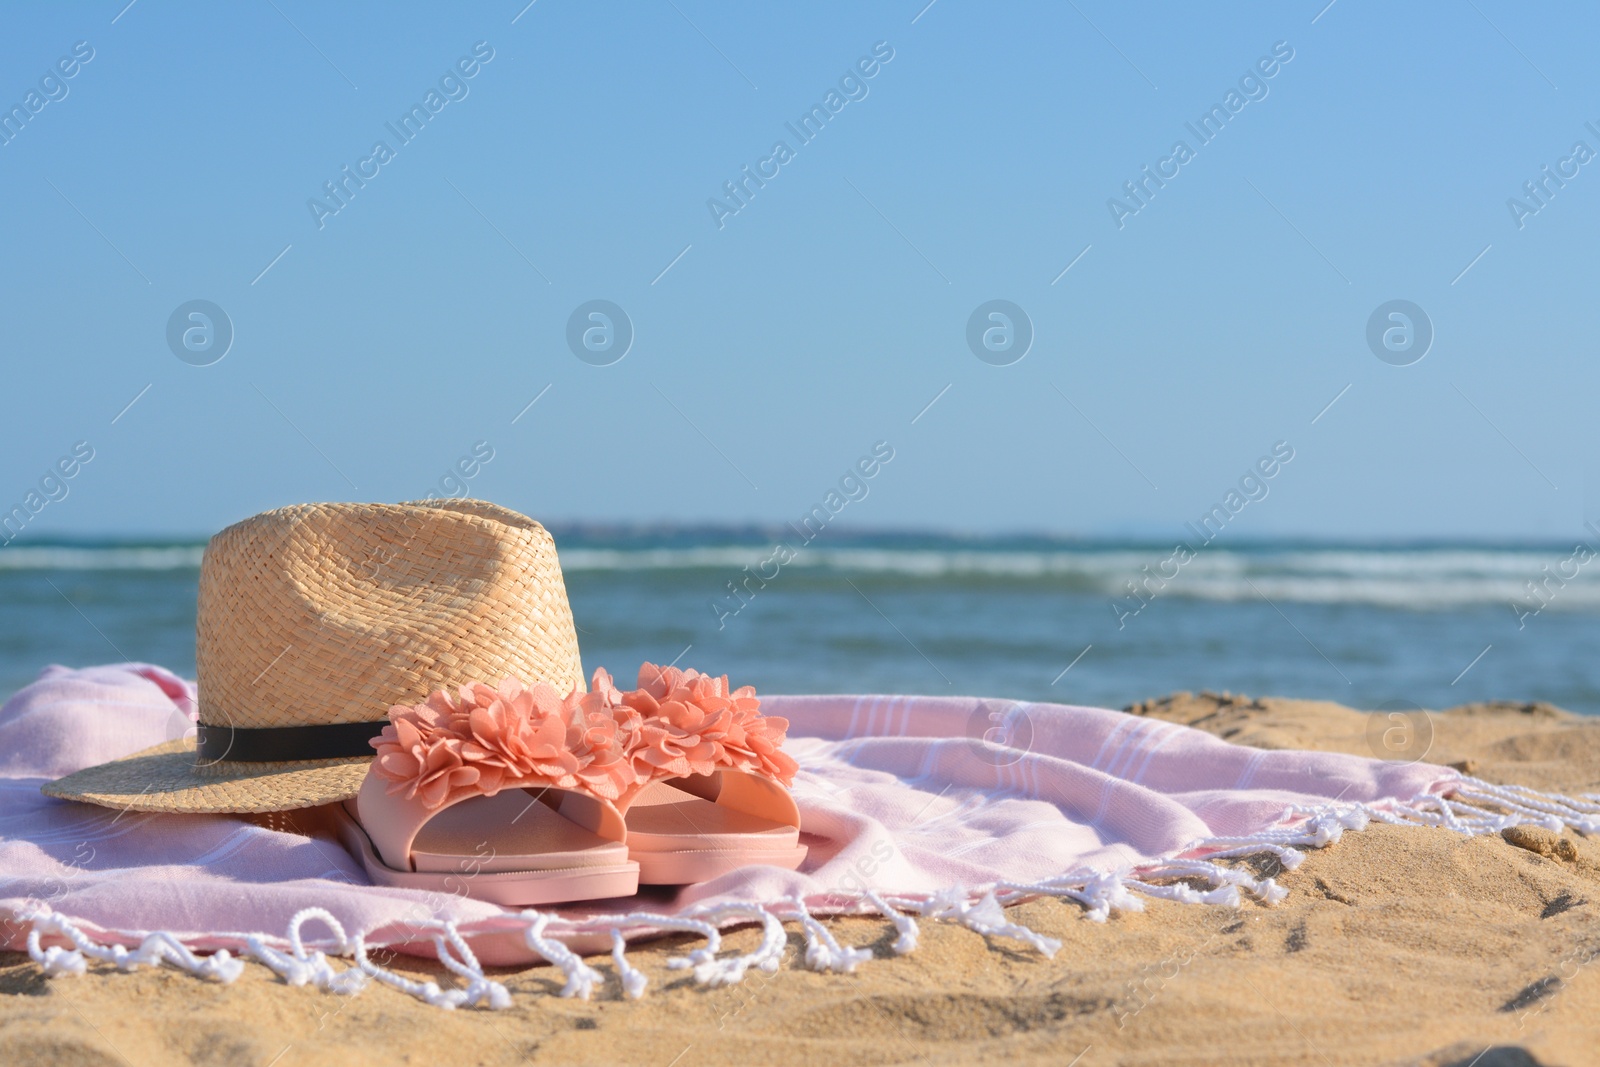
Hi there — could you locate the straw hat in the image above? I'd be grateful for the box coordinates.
[44,499,585,814]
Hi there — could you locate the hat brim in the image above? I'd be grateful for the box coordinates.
[41,738,370,814]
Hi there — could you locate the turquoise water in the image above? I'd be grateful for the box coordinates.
[4,530,1600,716]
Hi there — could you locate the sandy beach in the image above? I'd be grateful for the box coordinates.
[4,691,1597,1067]
[5,1,1592,1062]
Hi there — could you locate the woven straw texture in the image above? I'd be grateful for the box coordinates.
[43,499,585,814]
[41,741,372,814]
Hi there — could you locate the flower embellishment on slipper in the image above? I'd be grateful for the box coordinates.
[588,663,799,802]
[370,678,634,809]
[369,664,797,810]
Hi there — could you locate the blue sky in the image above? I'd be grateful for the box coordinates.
[2,0,1596,541]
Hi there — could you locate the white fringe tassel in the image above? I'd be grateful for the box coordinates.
[23,908,245,983]
[863,889,920,954]
[658,903,786,986]
[19,773,1589,1009]
[245,909,365,995]
[784,896,875,973]
[523,911,605,1000]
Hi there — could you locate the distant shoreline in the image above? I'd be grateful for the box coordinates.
[1,525,1596,554]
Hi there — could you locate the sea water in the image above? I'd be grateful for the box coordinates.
[3,531,1599,716]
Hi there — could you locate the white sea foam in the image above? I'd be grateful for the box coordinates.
[0,546,205,571]
[3,542,1595,611]
[563,545,1600,611]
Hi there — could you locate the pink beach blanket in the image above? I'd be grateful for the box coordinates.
[0,663,1540,981]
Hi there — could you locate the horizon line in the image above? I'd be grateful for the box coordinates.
[1,521,1596,552]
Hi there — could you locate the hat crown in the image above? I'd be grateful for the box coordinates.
[195,500,584,731]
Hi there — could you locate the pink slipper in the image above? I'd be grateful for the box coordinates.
[620,770,806,884]
[337,678,641,906]
[605,663,807,884]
